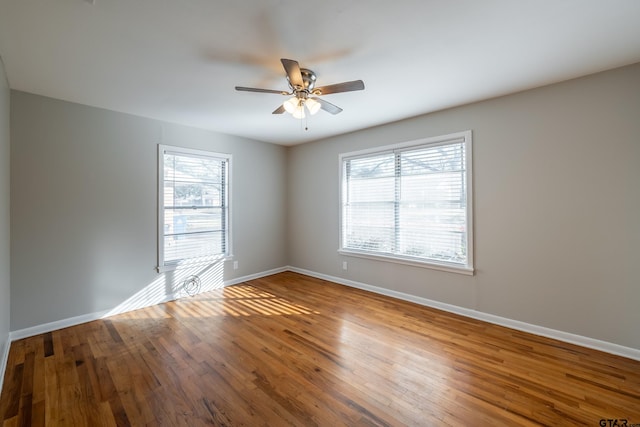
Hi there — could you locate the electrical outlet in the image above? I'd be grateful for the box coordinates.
[233,261,238,270]
[342,261,348,271]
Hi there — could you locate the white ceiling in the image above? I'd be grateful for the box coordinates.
[1,0,639,146]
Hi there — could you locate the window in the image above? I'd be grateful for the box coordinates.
[158,145,231,271]
[339,131,473,274]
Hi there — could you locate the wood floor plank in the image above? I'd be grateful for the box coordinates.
[1,364,22,420]
[1,271,640,426]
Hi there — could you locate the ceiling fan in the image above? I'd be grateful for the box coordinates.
[235,58,365,118]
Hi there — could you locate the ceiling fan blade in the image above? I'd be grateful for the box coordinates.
[313,80,365,95]
[313,97,343,115]
[281,58,304,89]
[272,105,286,114]
[235,86,288,95]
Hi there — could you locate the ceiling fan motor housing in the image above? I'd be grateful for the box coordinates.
[288,68,317,93]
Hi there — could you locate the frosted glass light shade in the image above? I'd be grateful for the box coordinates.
[283,97,298,114]
[292,104,306,119]
[305,98,321,115]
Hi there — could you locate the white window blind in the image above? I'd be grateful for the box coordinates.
[158,145,230,270]
[340,132,473,273]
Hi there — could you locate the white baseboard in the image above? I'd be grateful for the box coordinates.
[10,310,110,342]
[0,335,10,395]
[287,266,640,362]
[9,266,290,342]
[226,266,289,286]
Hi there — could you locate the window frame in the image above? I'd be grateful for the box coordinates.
[338,131,473,275]
[157,144,232,272]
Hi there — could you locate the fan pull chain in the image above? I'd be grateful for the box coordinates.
[299,106,309,132]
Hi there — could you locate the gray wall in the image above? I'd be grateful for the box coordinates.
[10,91,287,330]
[0,58,9,363]
[288,63,640,350]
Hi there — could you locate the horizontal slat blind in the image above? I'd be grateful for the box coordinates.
[341,135,470,269]
[161,148,229,265]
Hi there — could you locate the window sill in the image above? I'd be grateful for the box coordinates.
[157,255,233,273]
[338,249,474,276]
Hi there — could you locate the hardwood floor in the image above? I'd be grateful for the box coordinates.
[1,271,639,426]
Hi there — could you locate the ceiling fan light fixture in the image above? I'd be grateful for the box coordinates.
[292,104,306,119]
[283,97,306,119]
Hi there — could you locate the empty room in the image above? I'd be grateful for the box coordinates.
[1,1,639,425]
